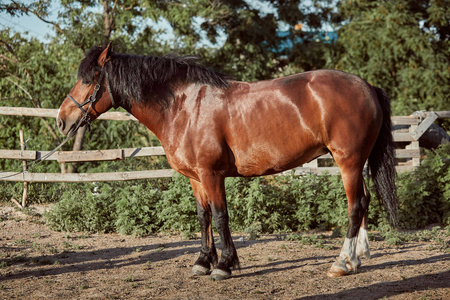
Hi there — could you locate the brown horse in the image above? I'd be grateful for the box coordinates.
[57,44,397,280]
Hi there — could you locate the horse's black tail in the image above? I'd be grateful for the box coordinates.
[368,87,398,228]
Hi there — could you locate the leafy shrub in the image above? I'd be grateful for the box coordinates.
[396,143,450,228]
[156,174,198,234]
[226,176,300,233]
[44,184,116,233]
[292,173,348,231]
[114,184,161,236]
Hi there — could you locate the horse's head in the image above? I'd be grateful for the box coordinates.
[57,44,117,136]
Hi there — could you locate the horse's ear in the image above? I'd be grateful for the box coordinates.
[97,43,112,67]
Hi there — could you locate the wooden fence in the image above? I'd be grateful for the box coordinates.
[1,107,448,183]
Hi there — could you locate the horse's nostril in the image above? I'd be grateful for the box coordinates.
[57,118,64,130]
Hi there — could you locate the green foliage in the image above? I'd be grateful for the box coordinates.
[226,177,299,233]
[381,225,450,252]
[156,174,198,234]
[292,174,348,230]
[333,0,449,114]
[396,143,450,228]
[44,184,117,233]
[114,184,161,236]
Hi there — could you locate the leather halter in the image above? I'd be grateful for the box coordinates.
[66,63,118,125]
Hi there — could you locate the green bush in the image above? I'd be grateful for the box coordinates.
[156,174,198,234]
[226,177,300,233]
[115,184,161,236]
[396,143,450,228]
[292,174,348,231]
[44,184,116,233]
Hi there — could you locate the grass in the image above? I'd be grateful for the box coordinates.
[381,226,450,252]
[123,275,135,282]
[279,226,450,253]
[62,241,84,250]
[283,233,334,250]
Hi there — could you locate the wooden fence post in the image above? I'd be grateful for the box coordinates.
[408,124,421,167]
[20,130,28,208]
[11,130,29,209]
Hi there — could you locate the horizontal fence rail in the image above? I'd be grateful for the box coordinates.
[1,169,175,182]
[0,107,138,121]
[1,107,448,183]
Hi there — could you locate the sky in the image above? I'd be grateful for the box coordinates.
[0,4,58,42]
[0,3,218,46]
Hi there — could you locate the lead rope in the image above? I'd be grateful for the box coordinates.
[0,103,92,180]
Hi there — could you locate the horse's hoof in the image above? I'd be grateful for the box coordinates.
[327,260,349,277]
[327,267,349,277]
[192,264,210,276]
[210,268,231,281]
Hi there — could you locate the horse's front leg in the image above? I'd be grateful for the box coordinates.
[190,179,218,276]
[192,174,240,280]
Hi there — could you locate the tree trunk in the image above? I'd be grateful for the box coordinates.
[67,125,87,173]
[103,0,113,43]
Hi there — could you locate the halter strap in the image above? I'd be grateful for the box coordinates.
[66,62,117,125]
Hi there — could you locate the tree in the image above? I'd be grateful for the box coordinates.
[331,0,449,115]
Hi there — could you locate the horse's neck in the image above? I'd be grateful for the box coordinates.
[125,100,167,143]
[125,83,222,148]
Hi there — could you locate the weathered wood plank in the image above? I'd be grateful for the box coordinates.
[0,169,175,182]
[410,112,439,140]
[2,107,447,124]
[391,116,420,125]
[0,147,420,165]
[0,147,166,162]
[0,107,57,118]
[436,111,450,119]
[311,149,419,160]
[123,147,165,157]
[56,149,123,163]
[393,132,415,142]
[395,148,420,158]
[0,150,36,160]
[0,107,138,121]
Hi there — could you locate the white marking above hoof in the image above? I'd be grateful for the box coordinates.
[356,227,371,259]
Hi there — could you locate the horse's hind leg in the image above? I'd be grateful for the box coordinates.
[190,179,218,276]
[328,165,370,277]
[356,182,371,261]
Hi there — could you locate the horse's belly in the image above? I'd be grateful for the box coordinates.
[233,145,327,177]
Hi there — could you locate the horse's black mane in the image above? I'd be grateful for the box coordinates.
[78,47,230,109]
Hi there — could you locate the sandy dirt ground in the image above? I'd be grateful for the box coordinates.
[0,205,449,300]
